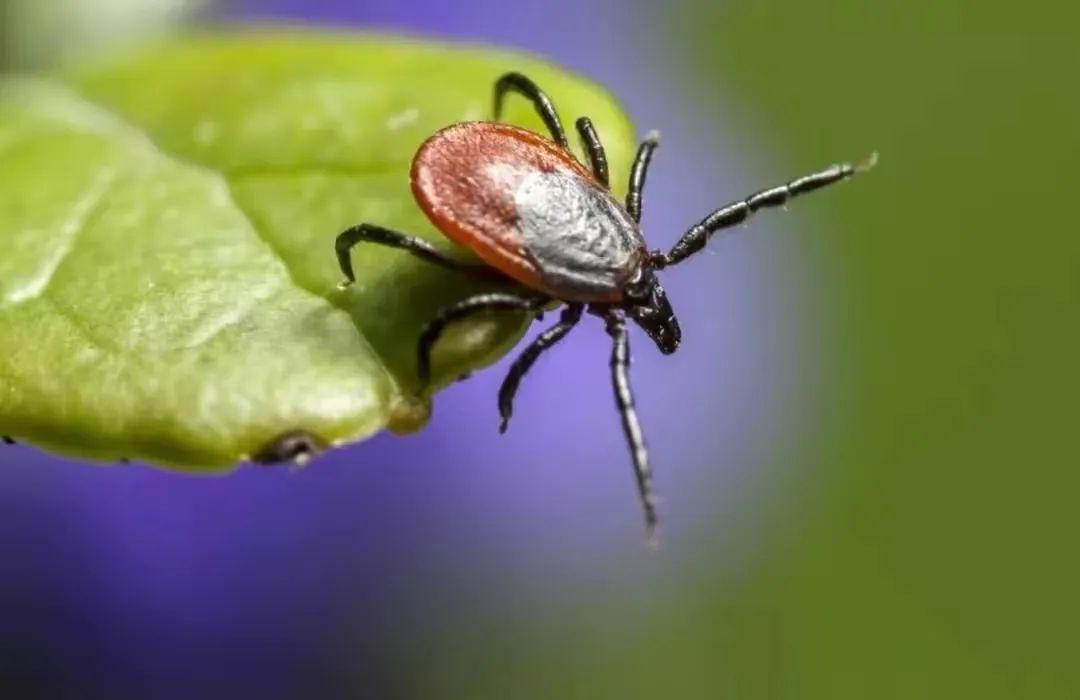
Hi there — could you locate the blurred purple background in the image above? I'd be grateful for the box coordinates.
[1,0,826,694]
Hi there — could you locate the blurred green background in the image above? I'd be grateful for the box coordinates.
[1,0,1076,697]
[688,4,1079,695]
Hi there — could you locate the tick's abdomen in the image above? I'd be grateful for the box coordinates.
[514,169,642,297]
[411,122,645,301]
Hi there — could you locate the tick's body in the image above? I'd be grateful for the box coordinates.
[335,72,873,539]
[412,122,643,302]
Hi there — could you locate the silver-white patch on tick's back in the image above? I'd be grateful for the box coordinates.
[513,170,644,300]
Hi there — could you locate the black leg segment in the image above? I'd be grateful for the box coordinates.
[660,153,878,267]
[335,223,500,287]
[626,131,660,223]
[493,72,569,149]
[417,293,549,389]
[605,311,659,537]
[498,304,583,433]
[575,117,609,188]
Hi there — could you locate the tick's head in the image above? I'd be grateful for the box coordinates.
[623,269,681,354]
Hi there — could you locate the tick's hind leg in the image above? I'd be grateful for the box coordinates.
[493,72,569,149]
[417,293,549,390]
[335,223,503,288]
[498,304,583,433]
[604,311,659,539]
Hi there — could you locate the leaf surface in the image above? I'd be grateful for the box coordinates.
[0,33,636,468]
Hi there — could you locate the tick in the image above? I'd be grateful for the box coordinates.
[335,72,874,538]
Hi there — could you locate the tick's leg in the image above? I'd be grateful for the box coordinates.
[1,436,15,445]
[656,153,878,267]
[335,223,501,288]
[498,304,583,433]
[493,72,569,149]
[252,431,325,466]
[575,117,609,188]
[417,293,549,389]
[604,311,659,538]
[625,131,660,223]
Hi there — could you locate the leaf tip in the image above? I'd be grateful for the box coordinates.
[386,395,432,435]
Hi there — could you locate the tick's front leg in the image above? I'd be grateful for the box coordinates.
[604,311,659,541]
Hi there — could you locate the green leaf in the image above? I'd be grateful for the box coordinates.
[0,32,636,469]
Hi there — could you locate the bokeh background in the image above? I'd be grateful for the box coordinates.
[2,0,1077,697]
